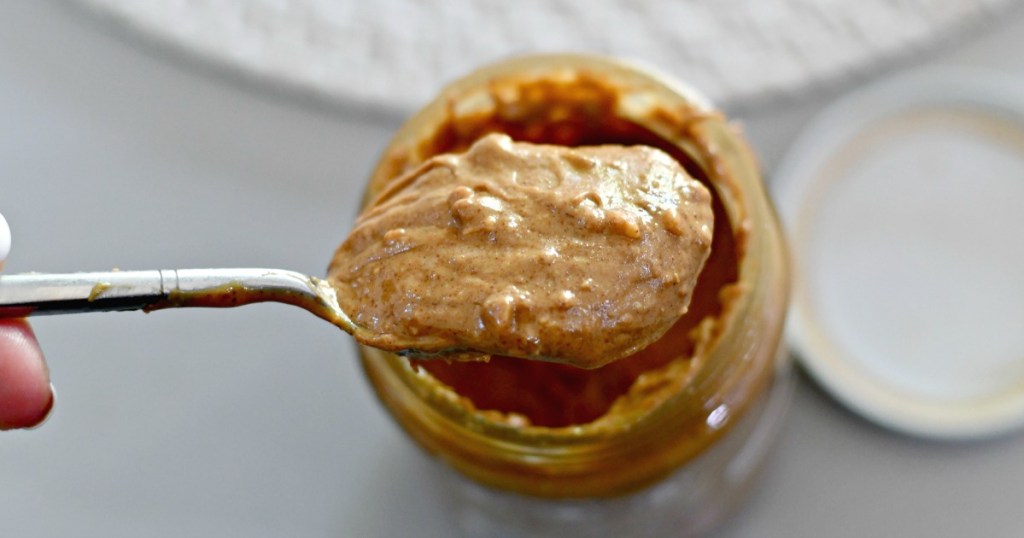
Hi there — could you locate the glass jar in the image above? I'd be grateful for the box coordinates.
[354,54,791,537]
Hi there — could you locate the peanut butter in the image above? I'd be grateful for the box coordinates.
[328,133,713,369]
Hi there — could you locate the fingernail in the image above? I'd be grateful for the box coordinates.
[25,383,56,431]
[0,211,10,267]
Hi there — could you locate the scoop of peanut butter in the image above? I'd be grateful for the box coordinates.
[328,133,713,369]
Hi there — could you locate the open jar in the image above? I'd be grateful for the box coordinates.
[353,54,791,537]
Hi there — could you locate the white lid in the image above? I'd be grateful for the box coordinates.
[773,67,1024,440]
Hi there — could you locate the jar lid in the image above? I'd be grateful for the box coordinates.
[772,67,1024,440]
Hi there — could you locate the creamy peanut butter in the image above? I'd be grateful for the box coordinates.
[329,133,713,369]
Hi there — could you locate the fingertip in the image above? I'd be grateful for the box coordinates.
[0,319,54,430]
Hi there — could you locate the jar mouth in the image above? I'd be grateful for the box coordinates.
[357,54,757,443]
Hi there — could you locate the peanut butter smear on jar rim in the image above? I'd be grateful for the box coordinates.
[328,133,714,369]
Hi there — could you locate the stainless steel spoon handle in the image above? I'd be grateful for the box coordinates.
[0,269,343,322]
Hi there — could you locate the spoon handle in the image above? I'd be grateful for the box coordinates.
[0,269,341,321]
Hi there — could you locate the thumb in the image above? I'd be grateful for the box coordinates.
[0,319,53,430]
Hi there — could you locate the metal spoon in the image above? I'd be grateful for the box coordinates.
[0,268,401,352]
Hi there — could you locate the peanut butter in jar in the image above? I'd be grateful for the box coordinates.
[348,54,791,537]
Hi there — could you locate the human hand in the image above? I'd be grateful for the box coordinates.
[0,212,54,430]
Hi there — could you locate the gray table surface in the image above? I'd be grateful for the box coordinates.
[2,2,1023,537]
